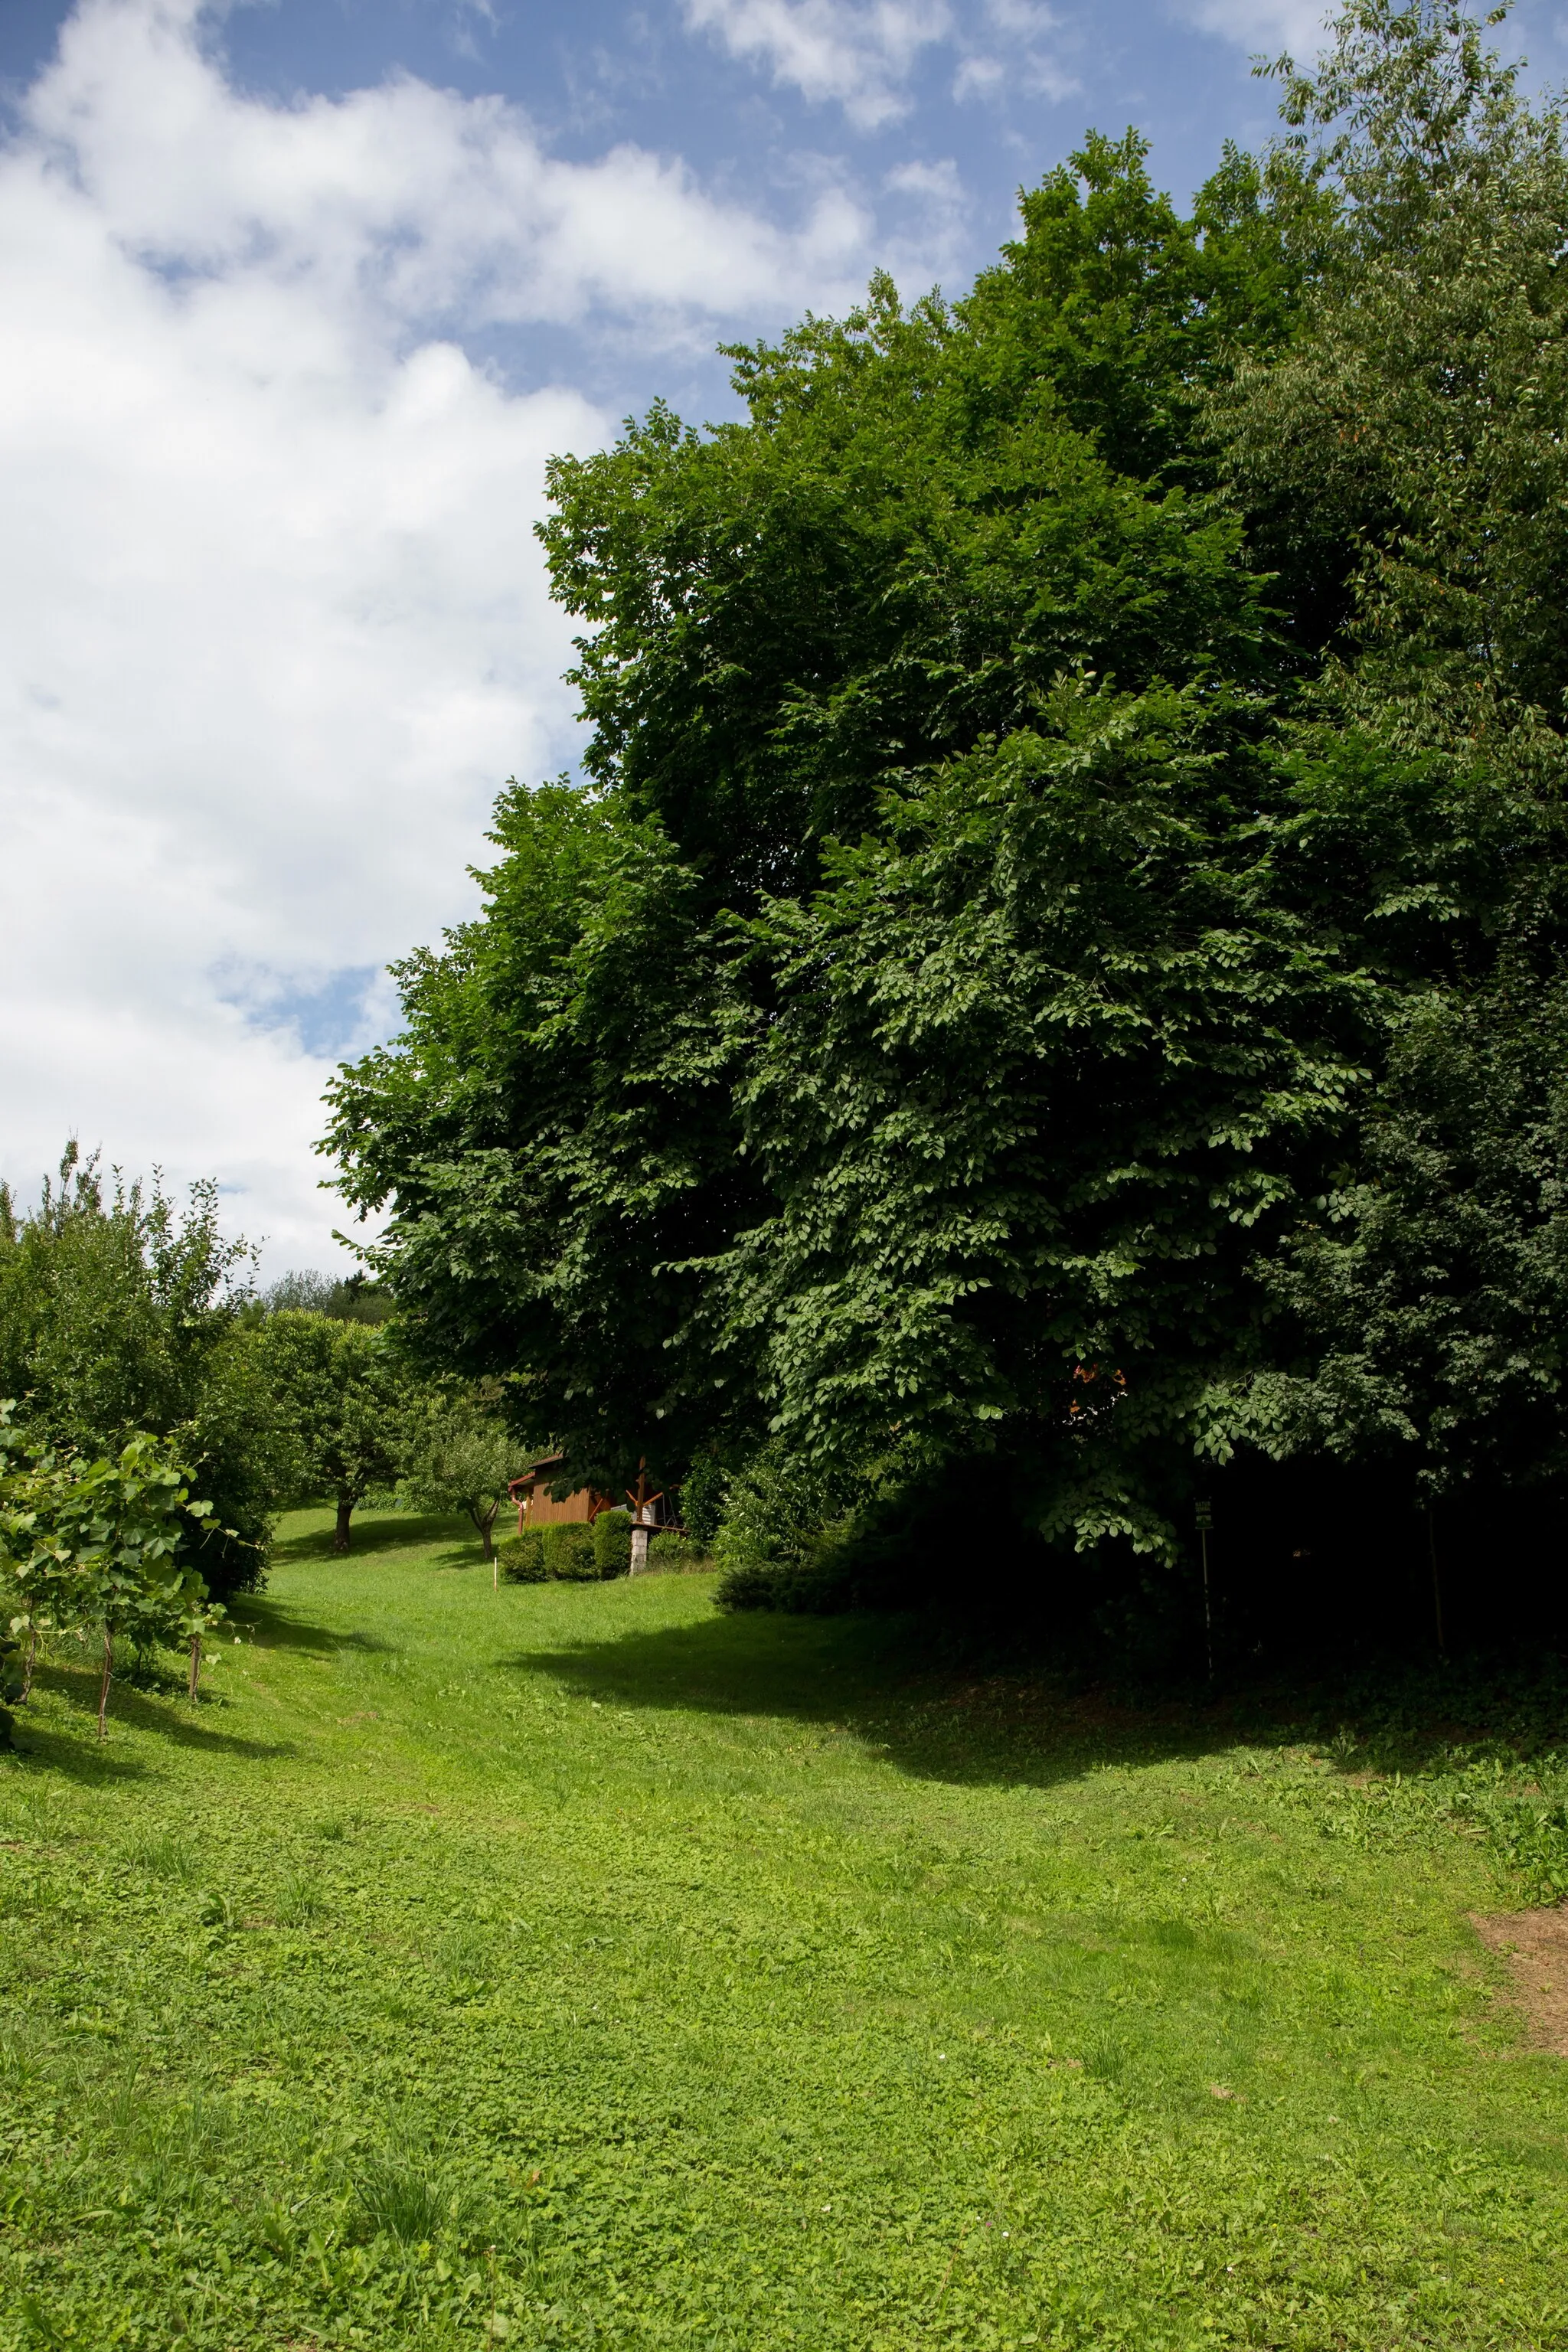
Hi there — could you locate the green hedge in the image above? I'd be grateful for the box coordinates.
[495,1513,713,1584]
[498,1517,629,1583]
[497,1530,545,1583]
[593,1511,632,1577]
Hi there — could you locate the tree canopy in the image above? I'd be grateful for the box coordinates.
[325,2,1568,1618]
[252,1313,413,1553]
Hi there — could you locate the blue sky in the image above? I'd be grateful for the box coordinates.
[0,0,1557,1273]
[1,0,1334,426]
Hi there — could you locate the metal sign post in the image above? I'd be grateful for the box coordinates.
[1194,1498,1214,1682]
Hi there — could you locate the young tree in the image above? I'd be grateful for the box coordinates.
[0,1147,292,1596]
[400,1401,536,1575]
[0,1413,226,1737]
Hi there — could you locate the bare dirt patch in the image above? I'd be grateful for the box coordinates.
[1471,1907,1568,2056]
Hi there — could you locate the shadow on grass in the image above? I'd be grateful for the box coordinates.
[503,1607,1568,1790]
[503,1610,1226,1789]
[230,1596,398,1658]
[3,1717,149,1783]
[269,1511,473,1568]
[8,1667,299,1772]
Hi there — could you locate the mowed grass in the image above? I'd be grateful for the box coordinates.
[2,1510,1568,2350]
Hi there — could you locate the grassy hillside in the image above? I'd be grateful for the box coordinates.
[2,1507,1567,2349]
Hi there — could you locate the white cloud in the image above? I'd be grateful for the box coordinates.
[686,0,1076,127]
[1178,0,1331,57]
[953,0,1077,104]
[0,0,891,1274]
[684,0,952,129]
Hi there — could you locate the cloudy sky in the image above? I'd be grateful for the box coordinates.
[0,0,1557,1279]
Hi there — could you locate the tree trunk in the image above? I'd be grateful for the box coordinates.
[333,1494,354,1553]
[97,1628,113,1741]
[20,1629,37,1703]
[1427,1508,1446,1653]
[480,1504,497,1568]
[188,1632,202,1704]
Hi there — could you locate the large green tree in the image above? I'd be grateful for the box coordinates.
[253,1313,413,1553]
[328,139,1307,1503]
[1217,0,1568,740]
[328,2,1568,1589]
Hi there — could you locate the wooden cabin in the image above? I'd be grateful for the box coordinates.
[508,1454,612,1532]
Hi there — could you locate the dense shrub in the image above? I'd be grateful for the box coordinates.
[539,1522,599,1580]
[713,1558,837,1612]
[678,1456,728,1547]
[593,1511,631,1577]
[497,1530,545,1583]
[646,1531,712,1573]
[0,1148,293,1597]
[500,1522,606,1580]
[498,1514,703,1581]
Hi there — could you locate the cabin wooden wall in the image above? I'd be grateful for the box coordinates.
[522,1487,606,1527]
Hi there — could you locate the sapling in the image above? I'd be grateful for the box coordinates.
[400,1405,535,1576]
[0,1413,225,1736]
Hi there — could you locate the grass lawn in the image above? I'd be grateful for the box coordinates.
[2,1506,1568,2350]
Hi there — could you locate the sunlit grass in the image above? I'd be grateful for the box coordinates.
[1,1501,1566,2347]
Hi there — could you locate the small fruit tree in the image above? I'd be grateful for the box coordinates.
[400,1400,536,1579]
[0,1407,226,1736]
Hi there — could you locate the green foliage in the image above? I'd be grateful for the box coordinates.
[591,1510,631,1578]
[3,1510,1568,2346]
[492,1521,607,1582]
[496,1528,544,1583]
[326,781,756,1496]
[1218,0,1568,733]
[711,1444,850,1583]
[539,232,1281,905]
[677,1454,728,1547]
[325,2,1568,1620]
[253,1313,411,1551]
[644,1530,710,1573]
[536,1521,598,1581]
[263,1270,394,1324]
[0,1625,23,1749]
[0,1147,289,1596]
[1235,974,1568,1494]
[721,683,1382,1552]
[398,1402,534,1563]
[959,127,1327,490]
[0,1411,225,1733]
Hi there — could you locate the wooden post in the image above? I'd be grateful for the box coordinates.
[626,1462,665,1577]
